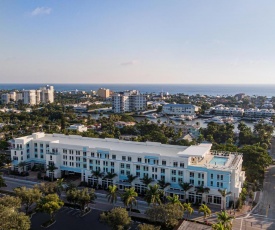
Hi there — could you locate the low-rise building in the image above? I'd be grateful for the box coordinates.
[11,132,245,208]
[66,124,88,132]
[162,104,199,116]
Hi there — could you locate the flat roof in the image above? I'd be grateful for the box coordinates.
[17,133,212,158]
[177,144,212,158]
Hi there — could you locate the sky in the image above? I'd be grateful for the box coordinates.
[1,0,275,84]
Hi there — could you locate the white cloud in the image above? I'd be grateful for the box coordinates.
[31,7,52,16]
[120,60,139,66]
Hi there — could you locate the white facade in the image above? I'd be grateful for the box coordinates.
[11,133,245,208]
[112,91,147,113]
[22,85,54,105]
[66,124,88,132]
[23,90,37,105]
[163,104,199,115]
[211,105,244,117]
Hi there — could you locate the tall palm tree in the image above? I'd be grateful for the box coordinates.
[179,182,193,202]
[91,170,104,188]
[121,187,138,213]
[56,178,65,197]
[141,174,153,187]
[199,204,211,220]
[218,189,232,210]
[144,184,162,206]
[106,185,120,208]
[195,186,210,204]
[167,194,184,209]
[103,172,117,188]
[183,203,194,218]
[217,210,234,229]
[46,163,58,181]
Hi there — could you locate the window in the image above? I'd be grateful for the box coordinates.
[217,175,220,180]
[90,160,93,164]
[211,174,213,179]
[145,159,148,163]
[91,152,94,157]
[220,182,223,188]
[171,170,176,175]
[208,196,213,203]
[202,181,204,186]
[161,175,165,181]
[143,166,148,171]
[190,172,194,178]
[83,152,86,156]
[162,160,166,166]
[122,156,126,161]
[202,174,204,179]
[136,172,140,177]
[111,162,115,167]
[221,175,224,180]
[128,157,132,162]
[112,155,116,160]
[126,164,130,169]
[210,181,213,186]
[178,178,183,183]
[217,182,220,187]
[213,196,221,204]
[50,155,52,160]
[136,165,140,170]
[172,177,176,182]
[180,162,184,168]
[138,157,142,163]
[173,162,178,167]
[121,170,125,175]
[190,179,194,185]
[198,180,201,185]
[40,144,43,148]
[198,173,201,178]
[161,168,165,174]
[121,163,124,168]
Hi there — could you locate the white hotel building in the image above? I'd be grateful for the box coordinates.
[11,133,245,208]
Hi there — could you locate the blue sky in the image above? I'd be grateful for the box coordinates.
[1,1,275,84]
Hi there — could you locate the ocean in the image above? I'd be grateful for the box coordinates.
[0,84,275,97]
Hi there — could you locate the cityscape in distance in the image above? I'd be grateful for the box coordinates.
[1,1,275,230]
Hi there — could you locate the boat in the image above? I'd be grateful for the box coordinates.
[206,116,224,124]
[146,113,158,119]
[170,115,185,121]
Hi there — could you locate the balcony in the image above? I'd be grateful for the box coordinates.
[12,147,24,150]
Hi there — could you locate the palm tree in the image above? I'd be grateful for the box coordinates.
[126,174,138,185]
[157,179,171,189]
[106,185,120,208]
[217,210,234,229]
[56,178,65,197]
[46,163,58,181]
[199,204,211,220]
[212,222,226,230]
[144,184,162,206]
[141,174,153,187]
[183,203,194,218]
[179,182,193,202]
[167,194,184,209]
[195,186,210,204]
[103,172,117,188]
[18,161,27,173]
[121,187,138,213]
[218,189,232,210]
[91,170,104,188]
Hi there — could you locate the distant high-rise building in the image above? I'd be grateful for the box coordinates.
[23,85,54,105]
[112,90,147,113]
[97,88,110,99]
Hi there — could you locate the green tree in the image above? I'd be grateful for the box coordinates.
[76,188,96,213]
[183,202,194,217]
[0,195,21,209]
[141,174,153,187]
[91,169,104,188]
[138,223,161,230]
[0,205,31,230]
[56,178,65,197]
[212,222,226,230]
[144,184,162,206]
[121,187,138,213]
[100,207,131,230]
[157,179,171,190]
[35,182,58,195]
[145,203,184,229]
[167,194,184,209]
[14,186,42,214]
[46,163,58,181]
[66,188,78,208]
[217,210,234,229]
[106,185,120,207]
[18,161,27,172]
[37,193,64,222]
[199,204,211,220]
[126,174,138,184]
[179,182,193,202]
